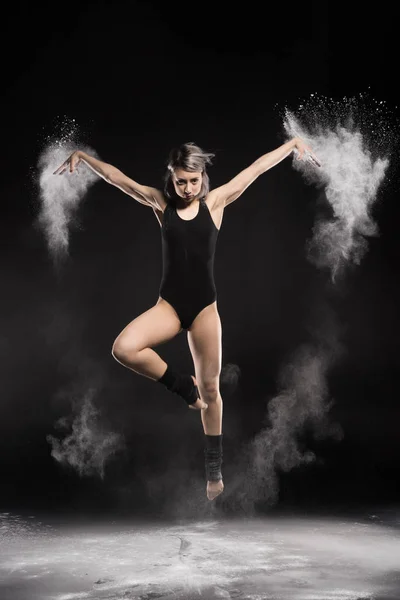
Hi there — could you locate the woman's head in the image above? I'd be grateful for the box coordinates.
[164,142,215,203]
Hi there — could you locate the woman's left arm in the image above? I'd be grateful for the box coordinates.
[211,137,320,208]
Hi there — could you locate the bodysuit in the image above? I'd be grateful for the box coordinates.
[159,197,219,330]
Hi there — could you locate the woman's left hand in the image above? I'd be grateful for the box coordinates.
[293,138,321,167]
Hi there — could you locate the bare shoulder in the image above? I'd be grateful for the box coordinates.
[133,185,167,212]
[149,188,168,212]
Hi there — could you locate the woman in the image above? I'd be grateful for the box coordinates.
[54,138,320,501]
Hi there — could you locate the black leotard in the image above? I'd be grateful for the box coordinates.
[159,197,219,330]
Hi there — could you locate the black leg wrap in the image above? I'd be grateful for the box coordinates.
[204,434,223,481]
[158,366,199,405]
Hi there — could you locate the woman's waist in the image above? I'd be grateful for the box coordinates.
[161,266,215,289]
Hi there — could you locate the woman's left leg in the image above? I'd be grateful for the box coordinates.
[187,301,224,500]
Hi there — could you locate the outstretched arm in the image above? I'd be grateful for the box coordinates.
[53,150,166,211]
[211,137,320,208]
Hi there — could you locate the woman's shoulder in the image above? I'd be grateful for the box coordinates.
[151,189,169,213]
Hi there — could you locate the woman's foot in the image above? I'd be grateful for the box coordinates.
[188,376,208,411]
[207,479,224,501]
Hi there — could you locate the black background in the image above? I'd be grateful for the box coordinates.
[1,0,399,517]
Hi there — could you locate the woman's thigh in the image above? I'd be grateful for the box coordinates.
[113,297,183,353]
[187,302,222,387]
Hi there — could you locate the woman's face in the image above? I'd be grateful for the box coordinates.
[172,169,203,202]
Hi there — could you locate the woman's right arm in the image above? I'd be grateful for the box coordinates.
[54,150,167,212]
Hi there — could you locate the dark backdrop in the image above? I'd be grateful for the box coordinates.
[1,0,399,516]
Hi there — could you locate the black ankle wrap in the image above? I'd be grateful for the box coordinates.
[205,434,223,482]
[158,366,199,405]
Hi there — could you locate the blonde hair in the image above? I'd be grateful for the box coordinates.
[164,142,215,201]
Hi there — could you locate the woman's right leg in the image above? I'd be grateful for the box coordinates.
[111,298,207,410]
[112,298,182,380]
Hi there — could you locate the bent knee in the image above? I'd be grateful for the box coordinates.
[111,337,141,363]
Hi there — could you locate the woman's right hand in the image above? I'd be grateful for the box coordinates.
[293,138,321,167]
[53,150,82,175]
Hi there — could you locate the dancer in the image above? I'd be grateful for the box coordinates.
[54,137,320,500]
